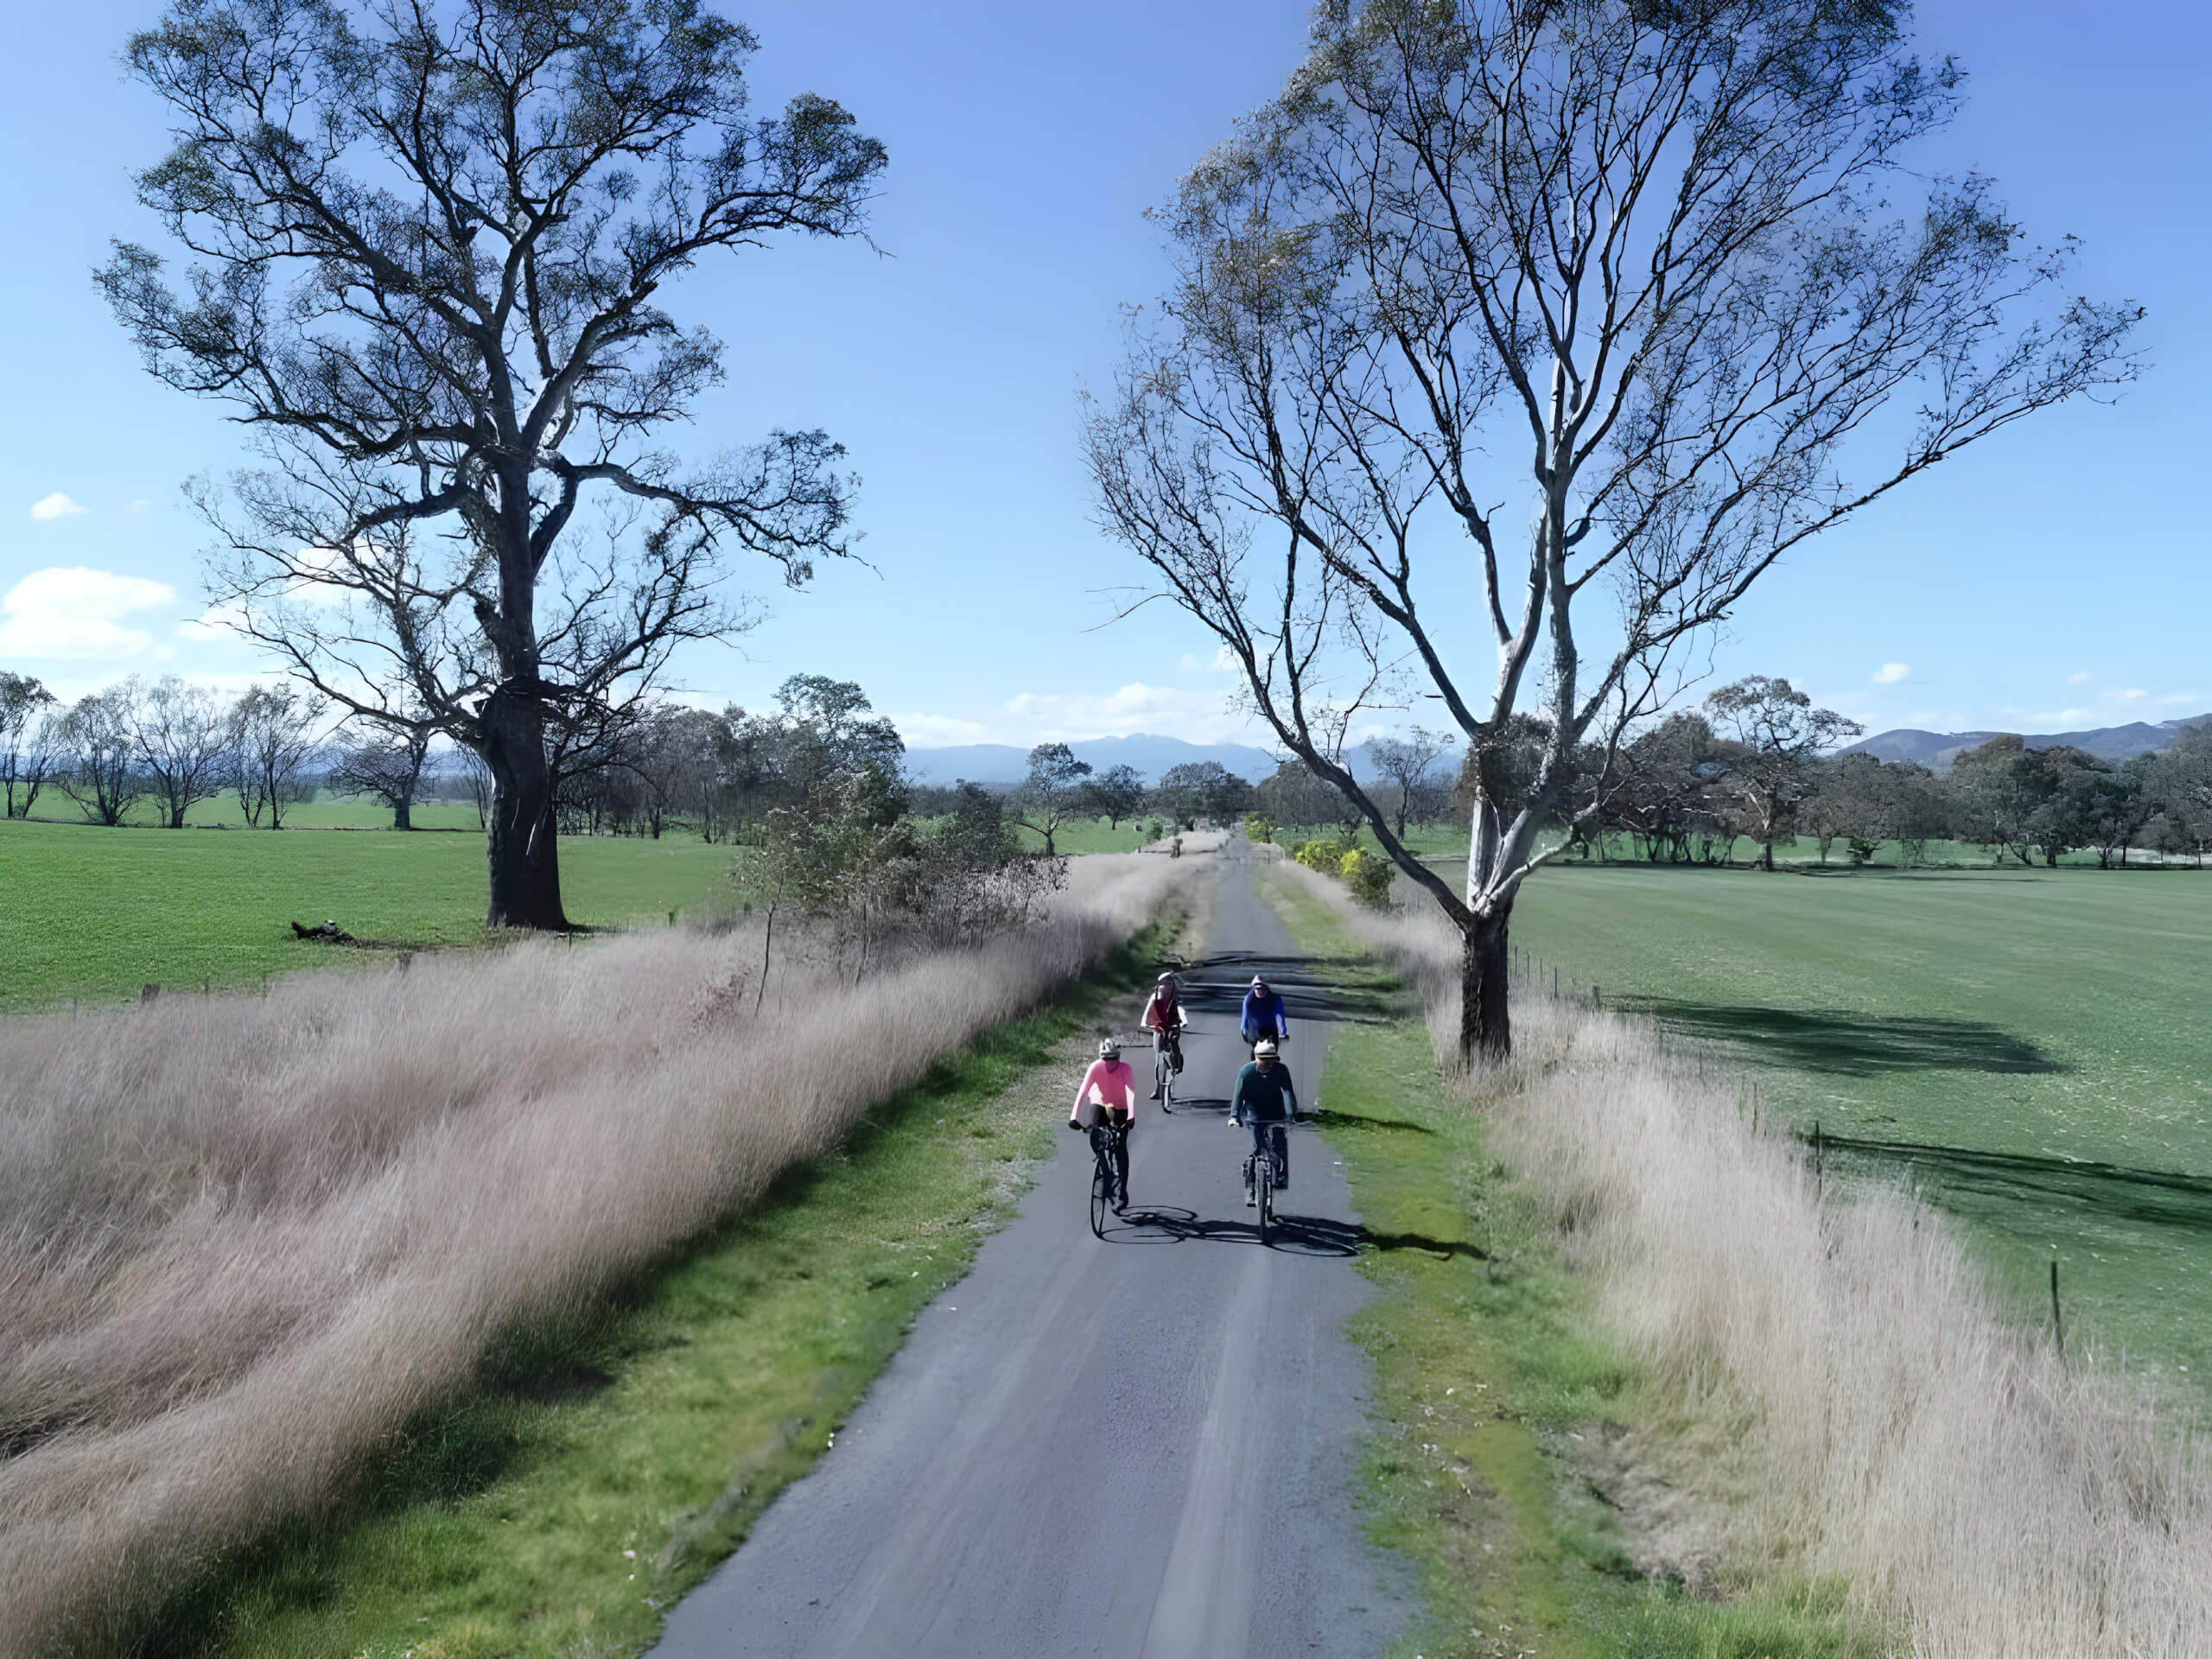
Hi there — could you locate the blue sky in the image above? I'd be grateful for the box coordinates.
[2,1,2205,749]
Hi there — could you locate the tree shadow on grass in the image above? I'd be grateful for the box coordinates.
[1820,1135,2212,1235]
[1614,998,2063,1077]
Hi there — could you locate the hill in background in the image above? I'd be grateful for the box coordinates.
[900,734,1281,785]
[1846,714,2209,772]
[899,733,1464,788]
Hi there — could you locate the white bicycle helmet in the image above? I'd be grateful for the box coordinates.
[1253,1037,1279,1059]
[1098,1037,1121,1059]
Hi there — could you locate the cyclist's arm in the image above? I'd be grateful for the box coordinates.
[1071,1061,1103,1121]
[1228,1068,1252,1124]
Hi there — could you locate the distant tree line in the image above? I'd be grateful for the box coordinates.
[1584,678,2212,869]
[3,671,327,828]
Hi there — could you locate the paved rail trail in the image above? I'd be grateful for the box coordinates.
[651,844,1413,1658]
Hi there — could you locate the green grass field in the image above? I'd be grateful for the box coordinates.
[1501,861,2212,1395]
[0,817,737,1010]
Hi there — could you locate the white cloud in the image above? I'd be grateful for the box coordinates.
[125,499,153,514]
[2158,692,2206,708]
[1872,662,1910,684]
[893,712,995,747]
[2029,708,2094,728]
[2066,671,2094,685]
[2102,688,2147,702]
[29,493,88,521]
[1178,644,1241,675]
[0,566,178,661]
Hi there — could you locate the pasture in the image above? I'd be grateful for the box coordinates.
[1500,861,2212,1395]
[1007,814,1156,855]
[0,817,735,1010]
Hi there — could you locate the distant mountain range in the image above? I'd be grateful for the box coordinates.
[1845,714,2210,772]
[899,733,1469,788]
[900,734,1281,786]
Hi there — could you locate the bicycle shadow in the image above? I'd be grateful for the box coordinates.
[1099,1205,1484,1262]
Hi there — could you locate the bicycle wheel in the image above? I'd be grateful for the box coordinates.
[1158,1046,1174,1106]
[1090,1151,1110,1237]
[1255,1158,1273,1243]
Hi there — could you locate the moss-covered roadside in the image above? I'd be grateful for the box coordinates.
[1262,871,1887,1659]
[145,919,1184,1659]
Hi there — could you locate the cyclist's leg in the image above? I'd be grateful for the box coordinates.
[1112,1128,1130,1206]
[1269,1122,1288,1188]
[1245,1122,1268,1202]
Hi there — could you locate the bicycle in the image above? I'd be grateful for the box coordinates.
[1085,1117,1130,1237]
[1242,1120,1289,1243]
[1154,1027,1185,1109]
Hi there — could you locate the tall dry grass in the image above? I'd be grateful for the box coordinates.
[0,854,1191,1656]
[1282,861,2212,1656]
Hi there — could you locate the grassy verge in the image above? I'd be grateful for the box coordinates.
[151,921,1179,1659]
[1262,872,1881,1658]
[1496,857,2212,1397]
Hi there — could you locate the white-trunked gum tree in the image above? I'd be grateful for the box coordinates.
[1085,0,2140,1058]
[99,0,887,928]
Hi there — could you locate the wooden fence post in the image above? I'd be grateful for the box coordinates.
[2050,1258,2065,1358]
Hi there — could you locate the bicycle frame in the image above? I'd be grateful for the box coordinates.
[1088,1119,1129,1237]
[1240,1117,1290,1240]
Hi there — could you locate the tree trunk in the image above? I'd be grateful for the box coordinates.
[480,683,569,930]
[1457,914,1511,1061]
[393,798,413,831]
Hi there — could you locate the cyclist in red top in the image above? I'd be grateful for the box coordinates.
[1141,972,1189,1103]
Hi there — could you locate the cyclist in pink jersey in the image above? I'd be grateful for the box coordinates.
[1070,1037,1137,1210]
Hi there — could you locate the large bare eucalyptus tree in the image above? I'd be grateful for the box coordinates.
[1086,0,2139,1058]
[100,0,885,927]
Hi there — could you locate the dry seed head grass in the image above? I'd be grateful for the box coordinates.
[0,854,1192,1657]
[1280,860,2212,1656]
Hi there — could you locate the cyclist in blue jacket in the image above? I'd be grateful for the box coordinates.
[1239,974,1288,1046]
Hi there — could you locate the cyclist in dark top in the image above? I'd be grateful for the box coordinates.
[1229,1037,1300,1205]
